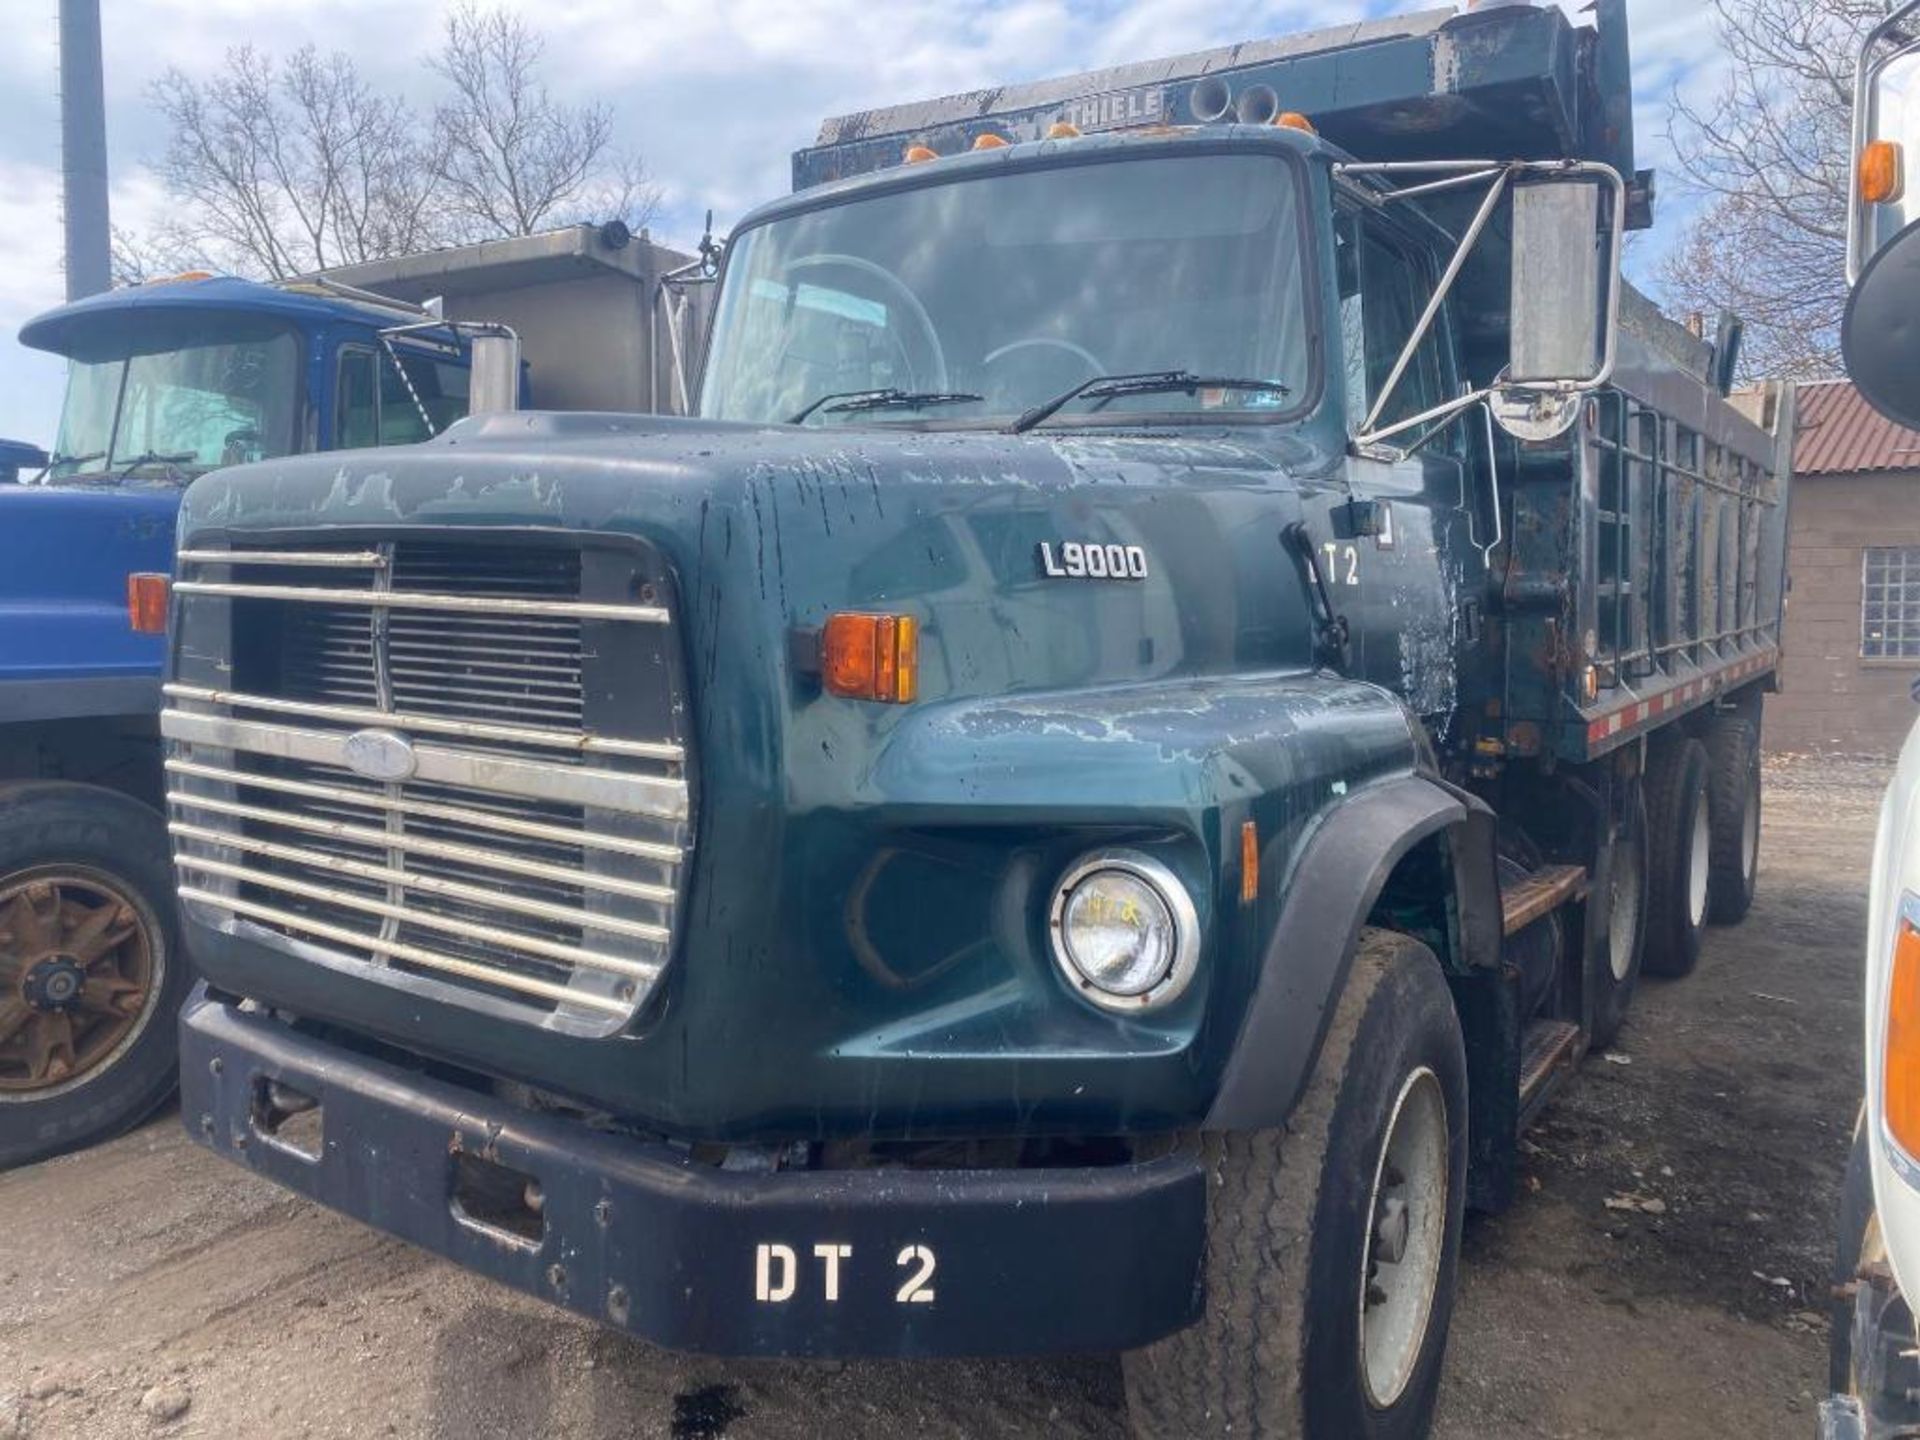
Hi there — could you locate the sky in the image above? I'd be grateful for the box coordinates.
[0,0,1724,449]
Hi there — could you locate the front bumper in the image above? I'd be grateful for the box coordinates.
[179,988,1207,1357]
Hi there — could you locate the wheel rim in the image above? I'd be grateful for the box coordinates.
[1740,769,1760,883]
[1687,800,1711,929]
[0,867,159,1098]
[1609,833,1644,983]
[1359,1067,1449,1410]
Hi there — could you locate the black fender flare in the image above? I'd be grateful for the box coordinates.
[1204,772,1496,1132]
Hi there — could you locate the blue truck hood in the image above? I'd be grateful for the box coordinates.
[0,483,181,688]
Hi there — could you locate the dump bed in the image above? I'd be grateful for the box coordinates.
[794,0,1641,216]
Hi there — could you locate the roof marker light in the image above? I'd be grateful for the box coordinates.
[903,144,938,165]
[1274,112,1317,135]
[1045,121,1082,140]
[972,133,1010,150]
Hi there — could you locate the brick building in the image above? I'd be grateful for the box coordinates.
[1768,379,1920,755]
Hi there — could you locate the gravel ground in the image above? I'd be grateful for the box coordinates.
[0,754,1888,1440]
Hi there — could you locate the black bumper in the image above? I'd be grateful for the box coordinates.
[179,989,1207,1358]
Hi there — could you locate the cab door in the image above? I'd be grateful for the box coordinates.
[1330,207,1474,724]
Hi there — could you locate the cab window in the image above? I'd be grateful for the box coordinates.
[332,346,471,449]
[1335,212,1450,435]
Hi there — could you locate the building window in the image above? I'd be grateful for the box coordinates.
[1863,547,1920,659]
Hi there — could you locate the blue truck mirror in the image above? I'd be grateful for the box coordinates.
[468,333,523,417]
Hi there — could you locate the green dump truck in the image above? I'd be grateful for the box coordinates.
[165,5,1790,1435]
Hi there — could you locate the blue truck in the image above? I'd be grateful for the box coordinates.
[164,5,1789,1437]
[0,227,696,1169]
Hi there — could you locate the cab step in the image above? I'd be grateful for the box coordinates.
[1501,864,1588,936]
[1519,1019,1583,1109]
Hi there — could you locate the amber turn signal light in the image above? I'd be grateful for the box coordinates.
[1862,140,1905,204]
[821,613,918,703]
[1885,909,1920,1158]
[127,572,170,634]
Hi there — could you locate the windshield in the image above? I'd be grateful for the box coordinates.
[699,151,1312,429]
[48,319,300,481]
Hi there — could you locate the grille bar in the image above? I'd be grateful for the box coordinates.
[161,710,687,820]
[169,535,692,1036]
[168,791,676,904]
[175,853,662,980]
[178,549,387,568]
[165,758,682,864]
[178,887,633,1016]
[173,579,667,624]
[164,683,683,763]
[169,822,672,944]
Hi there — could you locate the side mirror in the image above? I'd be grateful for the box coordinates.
[1509,179,1607,386]
[468,332,522,417]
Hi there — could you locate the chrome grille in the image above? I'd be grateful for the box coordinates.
[164,538,689,1036]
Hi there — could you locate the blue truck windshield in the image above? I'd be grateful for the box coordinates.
[48,324,300,481]
[700,152,1311,429]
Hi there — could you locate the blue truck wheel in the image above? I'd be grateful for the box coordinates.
[0,784,184,1169]
[1123,929,1467,1439]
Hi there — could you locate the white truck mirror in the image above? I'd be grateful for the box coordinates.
[468,332,522,417]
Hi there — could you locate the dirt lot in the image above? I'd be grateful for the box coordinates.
[0,756,1886,1440]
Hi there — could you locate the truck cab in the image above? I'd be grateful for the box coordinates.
[0,274,485,1170]
[166,7,1788,1438]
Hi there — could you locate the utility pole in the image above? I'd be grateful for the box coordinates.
[58,0,111,300]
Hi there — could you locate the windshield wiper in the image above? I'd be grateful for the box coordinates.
[111,450,197,480]
[789,388,984,425]
[45,450,105,471]
[1010,370,1292,434]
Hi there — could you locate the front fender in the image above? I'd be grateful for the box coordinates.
[1205,771,1490,1131]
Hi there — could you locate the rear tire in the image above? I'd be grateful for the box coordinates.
[1642,738,1711,979]
[0,784,183,1170]
[1705,715,1761,925]
[1590,780,1647,1049]
[1123,930,1468,1440]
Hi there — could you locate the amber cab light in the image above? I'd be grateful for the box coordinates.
[127,572,170,634]
[903,144,939,165]
[822,613,919,703]
[1862,140,1905,204]
[1274,112,1317,134]
[1884,907,1920,1158]
[972,133,1010,150]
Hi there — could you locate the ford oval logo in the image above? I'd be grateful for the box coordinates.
[343,728,417,782]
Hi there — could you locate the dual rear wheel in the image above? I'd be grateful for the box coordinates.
[1643,714,1761,979]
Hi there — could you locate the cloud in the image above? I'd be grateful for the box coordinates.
[0,0,1730,446]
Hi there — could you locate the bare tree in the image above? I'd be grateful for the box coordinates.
[430,3,659,238]
[1661,0,1883,381]
[148,45,447,278]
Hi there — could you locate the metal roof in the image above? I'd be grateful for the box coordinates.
[17,275,410,357]
[1793,378,1920,476]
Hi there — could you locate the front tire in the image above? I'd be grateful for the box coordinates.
[0,784,183,1169]
[1123,930,1468,1440]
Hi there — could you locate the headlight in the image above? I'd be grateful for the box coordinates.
[1048,851,1200,1012]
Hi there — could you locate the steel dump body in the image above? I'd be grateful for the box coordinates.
[165,0,1789,1372]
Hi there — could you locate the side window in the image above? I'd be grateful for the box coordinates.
[378,351,472,446]
[335,349,379,449]
[1335,213,1450,436]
